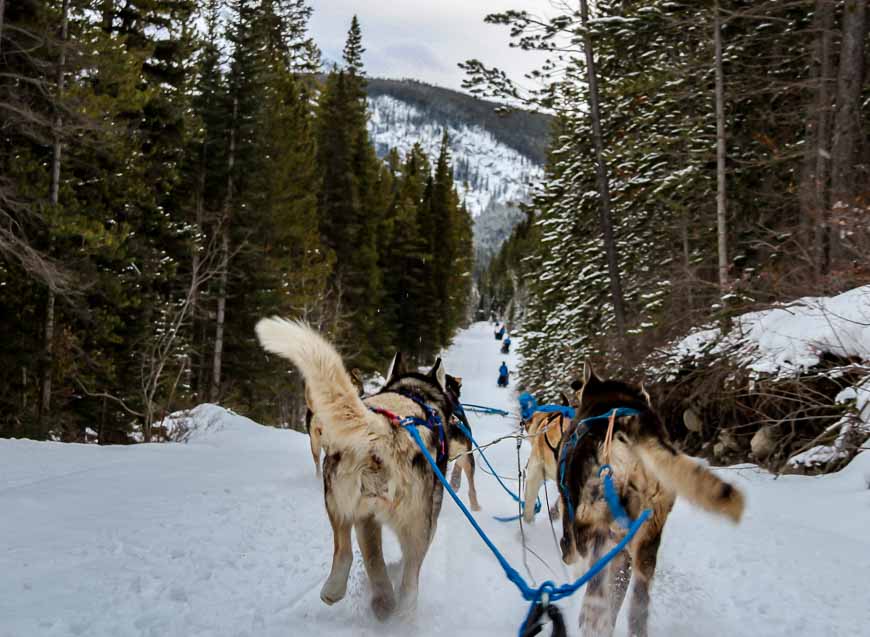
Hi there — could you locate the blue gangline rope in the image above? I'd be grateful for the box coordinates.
[453,415,541,522]
[403,423,652,637]
[460,402,510,417]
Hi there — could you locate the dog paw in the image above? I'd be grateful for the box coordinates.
[470,503,481,512]
[319,581,346,605]
[371,592,396,621]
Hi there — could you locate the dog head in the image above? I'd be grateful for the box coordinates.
[445,374,462,401]
[382,352,454,425]
[572,360,661,438]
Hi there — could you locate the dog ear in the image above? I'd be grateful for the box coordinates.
[386,352,407,382]
[639,381,651,406]
[428,357,447,391]
[582,359,601,386]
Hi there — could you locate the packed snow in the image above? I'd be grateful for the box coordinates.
[2,323,870,636]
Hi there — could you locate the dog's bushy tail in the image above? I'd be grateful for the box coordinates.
[635,438,744,523]
[255,318,383,447]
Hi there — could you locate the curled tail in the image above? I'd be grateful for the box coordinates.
[636,438,744,523]
[255,318,382,445]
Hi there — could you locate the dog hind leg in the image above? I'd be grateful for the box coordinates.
[523,458,544,523]
[579,530,616,637]
[449,461,463,491]
[355,516,396,621]
[607,548,632,633]
[320,505,353,605]
[310,426,322,478]
[627,532,662,637]
[464,455,481,511]
[396,516,432,614]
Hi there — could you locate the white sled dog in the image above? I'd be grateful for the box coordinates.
[256,318,458,620]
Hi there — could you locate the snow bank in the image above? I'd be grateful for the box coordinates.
[658,285,870,471]
[664,285,870,378]
[155,403,287,448]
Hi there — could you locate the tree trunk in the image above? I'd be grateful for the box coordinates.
[0,0,6,56]
[100,0,113,32]
[191,151,206,400]
[211,232,229,403]
[828,0,867,270]
[681,209,693,309]
[39,0,69,432]
[210,95,237,403]
[714,0,729,294]
[800,0,836,274]
[578,0,626,340]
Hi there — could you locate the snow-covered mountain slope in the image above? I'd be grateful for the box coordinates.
[3,323,870,636]
[368,94,543,218]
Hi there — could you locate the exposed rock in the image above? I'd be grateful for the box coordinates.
[719,430,741,451]
[751,426,778,460]
[682,407,703,433]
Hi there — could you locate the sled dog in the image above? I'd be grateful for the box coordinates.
[256,318,457,620]
[559,363,744,637]
[521,386,579,523]
[305,368,364,477]
[444,375,481,511]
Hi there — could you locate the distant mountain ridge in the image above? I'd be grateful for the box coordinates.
[364,79,551,268]
[366,78,552,165]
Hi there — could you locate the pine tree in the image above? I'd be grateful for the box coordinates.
[314,19,387,370]
[342,15,365,76]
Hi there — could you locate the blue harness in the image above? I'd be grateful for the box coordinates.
[519,392,575,422]
[368,390,447,462]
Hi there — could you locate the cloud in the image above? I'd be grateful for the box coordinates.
[308,1,552,92]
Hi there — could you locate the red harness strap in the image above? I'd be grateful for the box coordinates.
[368,406,402,426]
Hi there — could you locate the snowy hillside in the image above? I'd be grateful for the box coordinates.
[367,94,542,218]
[2,323,870,636]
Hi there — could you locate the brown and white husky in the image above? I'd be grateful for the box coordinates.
[256,318,458,620]
[559,363,744,637]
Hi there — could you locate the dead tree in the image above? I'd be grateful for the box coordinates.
[39,0,70,432]
[800,0,837,274]
[827,0,867,271]
[210,91,237,404]
[714,0,729,294]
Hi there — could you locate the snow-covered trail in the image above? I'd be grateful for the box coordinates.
[2,322,869,637]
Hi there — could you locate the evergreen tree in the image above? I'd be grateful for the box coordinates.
[314,19,386,370]
[342,15,365,76]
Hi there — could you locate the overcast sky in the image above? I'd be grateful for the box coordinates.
[308,1,552,93]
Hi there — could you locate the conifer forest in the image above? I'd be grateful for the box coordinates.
[2,2,870,635]
[3,0,870,464]
[1,3,473,441]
